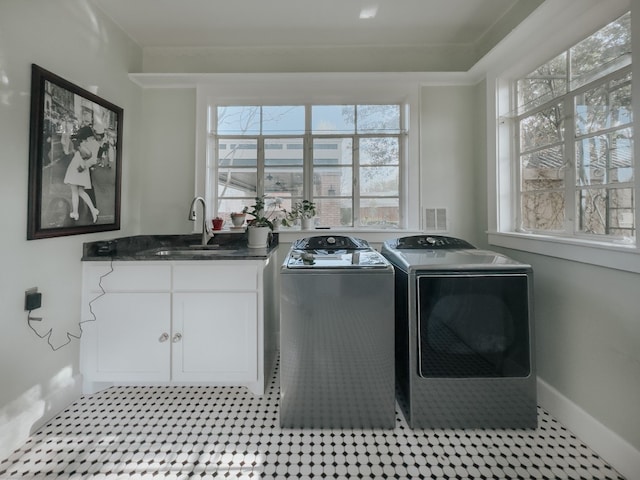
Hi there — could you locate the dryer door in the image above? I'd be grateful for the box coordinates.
[417,272,531,378]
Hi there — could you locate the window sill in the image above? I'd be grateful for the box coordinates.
[488,231,640,274]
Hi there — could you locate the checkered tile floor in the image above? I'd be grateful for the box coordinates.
[0,361,625,479]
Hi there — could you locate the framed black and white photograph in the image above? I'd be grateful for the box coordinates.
[27,64,123,240]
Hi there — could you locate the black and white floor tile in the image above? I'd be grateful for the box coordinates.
[0,362,625,479]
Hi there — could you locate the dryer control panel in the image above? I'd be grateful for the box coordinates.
[393,235,475,250]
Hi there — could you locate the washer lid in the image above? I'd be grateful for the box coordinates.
[286,249,390,269]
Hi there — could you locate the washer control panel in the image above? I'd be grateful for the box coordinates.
[292,235,370,251]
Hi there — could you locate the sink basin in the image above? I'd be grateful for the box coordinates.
[155,249,238,256]
[136,246,239,257]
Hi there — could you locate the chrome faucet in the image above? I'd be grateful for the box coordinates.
[188,196,209,245]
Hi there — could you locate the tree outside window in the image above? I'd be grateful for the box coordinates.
[515,12,633,240]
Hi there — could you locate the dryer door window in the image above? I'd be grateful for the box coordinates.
[417,273,531,378]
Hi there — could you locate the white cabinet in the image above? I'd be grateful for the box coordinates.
[80,259,276,396]
[172,292,257,382]
[90,292,171,381]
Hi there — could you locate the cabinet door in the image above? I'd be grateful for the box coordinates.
[172,292,258,383]
[89,292,171,381]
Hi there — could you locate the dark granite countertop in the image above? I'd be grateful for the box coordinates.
[82,232,279,261]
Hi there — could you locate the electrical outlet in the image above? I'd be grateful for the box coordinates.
[25,288,42,311]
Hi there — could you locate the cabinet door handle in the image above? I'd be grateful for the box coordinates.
[172,333,182,343]
[159,333,169,343]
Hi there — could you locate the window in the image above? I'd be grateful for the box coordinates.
[211,104,405,228]
[513,12,633,241]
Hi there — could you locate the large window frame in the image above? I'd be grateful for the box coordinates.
[195,74,422,233]
[514,12,633,241]
[488,2,640,274]
[212,105,404,229]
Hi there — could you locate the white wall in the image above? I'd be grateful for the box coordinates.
[138,89,197,233]
[0,0,142,460]
[500,250,640,451]
[420,85,481,245]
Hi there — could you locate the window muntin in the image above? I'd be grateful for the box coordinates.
[514,12,634,241]
[213,104,404,228]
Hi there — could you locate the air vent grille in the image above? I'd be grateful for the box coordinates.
[425,208,448,232]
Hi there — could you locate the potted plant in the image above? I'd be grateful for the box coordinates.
[212,216,224,231]
[230,211,246,228]
[282,199,317,229]
[243,196,274,248]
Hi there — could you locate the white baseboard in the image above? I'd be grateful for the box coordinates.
[538,377,640,480]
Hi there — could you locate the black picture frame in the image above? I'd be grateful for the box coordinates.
[27,64,123,240]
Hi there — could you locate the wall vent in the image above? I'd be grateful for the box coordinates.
[425,208,448,232]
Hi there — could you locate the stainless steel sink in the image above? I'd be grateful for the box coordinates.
[155,249,238,256]
[136,246,239,257]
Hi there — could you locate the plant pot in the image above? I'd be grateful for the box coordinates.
[247,225,270,248]
[231,213,246,227]
[212,218,224,230]
[301,217,314,230]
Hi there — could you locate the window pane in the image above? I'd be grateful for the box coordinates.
[360,197,400,227]
[575,78,632,136]
[275,196,302,218]
[357,105,401,133]
[265,138,303,166]
[217,198,255,220]
[517,52,567,112]
[312,105,355,134]
[313,167,352,196]
[521,146,565,191]
[576,130,634,186]
[217,106,260,135]
[265,168,303,196]
[313,138,352,165]
[520,103,564,152]
[360,138,399,165]
[577,187,635,236]
[610,76,633,124]
[360,166,399,196]
[315,198,353,227]
[218,169,257,197]
[570,12,631,89]
[218,139,257,167]
[262,106,304,134]
[521,191,565,231]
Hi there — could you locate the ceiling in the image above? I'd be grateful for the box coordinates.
[90,0,541,50]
